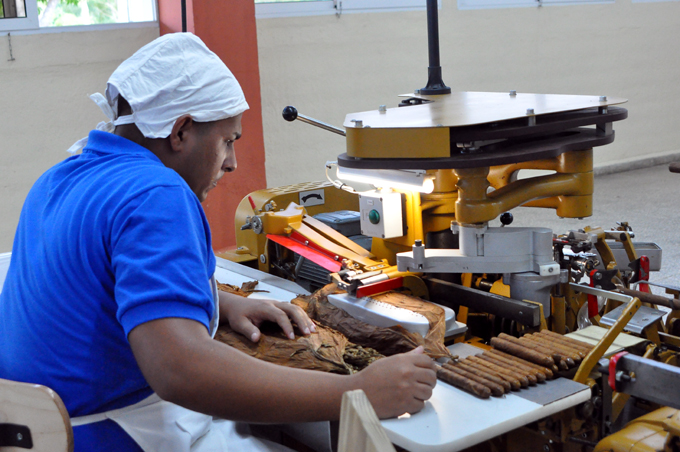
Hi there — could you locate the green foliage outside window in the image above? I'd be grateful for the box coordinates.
[38,0,117,27]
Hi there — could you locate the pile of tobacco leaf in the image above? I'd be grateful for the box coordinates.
[214,281,451,374]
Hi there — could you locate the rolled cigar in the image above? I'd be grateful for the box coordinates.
[469,355,526,389]
[461,358,512,392]
[539,329,594,353]
[499,333,562,365]
[490,337,554,368]
[457,361,509,395]
[528,333,582,362]
[443,363,504,397]
[484,350,547,382]
[437,366,491,399]
[537,333,591,359]
[520,336,576,368]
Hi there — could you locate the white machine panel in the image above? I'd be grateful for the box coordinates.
[359,190,403,239]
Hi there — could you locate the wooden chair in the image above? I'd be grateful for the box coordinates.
[337,390,396,452]
[0,378,73,452]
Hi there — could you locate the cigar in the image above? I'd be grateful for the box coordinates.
[460,358,512,392]
[483,350,547,382]
[443,363,504,397]
[437,366,491,399]
[487,349,553,379]
[469,355,525,389]
[490,337,554,368]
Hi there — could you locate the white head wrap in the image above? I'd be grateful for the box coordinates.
[68,32,249,154]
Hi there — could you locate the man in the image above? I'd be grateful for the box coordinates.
[0,33,436,451]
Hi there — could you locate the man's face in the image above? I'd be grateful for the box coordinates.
[182,114,243,202]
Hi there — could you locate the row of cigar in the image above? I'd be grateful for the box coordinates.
[436,330,595,399]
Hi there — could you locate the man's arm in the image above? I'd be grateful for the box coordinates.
[128,316,437,423]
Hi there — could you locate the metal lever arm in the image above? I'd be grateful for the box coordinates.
[282,106,346,136]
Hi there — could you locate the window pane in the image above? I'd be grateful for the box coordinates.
[1,0,28,18]
[255,0,324,3]
[38,0,155,27]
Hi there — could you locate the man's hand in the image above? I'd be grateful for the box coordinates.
[352,346,437,419]
[218,291,316,342]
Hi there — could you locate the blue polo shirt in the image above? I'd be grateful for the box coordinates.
[0,131,216,451]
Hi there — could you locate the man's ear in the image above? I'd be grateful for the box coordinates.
[169,115,195,152]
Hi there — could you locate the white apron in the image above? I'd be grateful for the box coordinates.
[71,275,291,452]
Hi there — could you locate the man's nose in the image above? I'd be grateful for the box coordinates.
[223,152,237,173]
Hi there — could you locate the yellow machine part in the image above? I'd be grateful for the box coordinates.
[228,181,359,271]
[594,407,680,452]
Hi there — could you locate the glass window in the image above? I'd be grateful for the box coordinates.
[1,0,28,18]
[1,0,155,31]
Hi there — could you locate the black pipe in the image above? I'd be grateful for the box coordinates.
[419,0,450,95]
[181,0,187,33]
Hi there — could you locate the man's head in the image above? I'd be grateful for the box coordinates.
[96,33,249,201]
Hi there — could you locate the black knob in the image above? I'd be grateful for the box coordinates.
[500,212,513,226]
[282,106,298,122]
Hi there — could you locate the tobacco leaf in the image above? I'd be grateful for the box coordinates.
[292,283,452,359]
[215,320,354,374]
[217,280,269,297]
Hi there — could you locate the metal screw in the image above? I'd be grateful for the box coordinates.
[599,96,607,102]
[379,105,387,113]
[334,255,339,261]
[549,267,554,273]
[259,254,266,264]
[17,433,23,441]
[510,90,517,96]
[543,445,550,452]
[436,124,444,127]
[350,119,363,128]
[526,108,535,115]
[519,311,523,315]
[305,240,309,246]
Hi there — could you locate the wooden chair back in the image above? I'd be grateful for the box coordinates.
[0,378,73,452]
[337,389,396,452]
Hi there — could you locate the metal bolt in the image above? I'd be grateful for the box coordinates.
[305,240,309,246]
[519,311,523,315]
[527,108,534,115]
[351,119,363,128]
[415,240,423,247]
[510,90,517,96]
[334,255,339,261]
[259,254,266,264]
[541,430,546,435]
[17,433,23,441]
[599,95,607,102]
[543,446,550,452]
[549,267,554,273]
[595,273,602,280]
[379,105,387,113]
[436,124,444,127]
[414,89,421,94]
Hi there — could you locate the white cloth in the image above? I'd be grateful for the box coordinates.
[68,32,249,154]
[70,275,291,452]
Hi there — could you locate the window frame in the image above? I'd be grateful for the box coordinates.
[1,0,39,32]
[0,0,157,34]
[255,0,437,20]
[457,0,613,10]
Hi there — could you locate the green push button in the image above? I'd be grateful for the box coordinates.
[368,209,380,225]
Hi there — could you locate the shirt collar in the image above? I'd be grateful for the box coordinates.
[82,130,162,164]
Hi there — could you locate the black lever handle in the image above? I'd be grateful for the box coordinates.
[282,106,346,137]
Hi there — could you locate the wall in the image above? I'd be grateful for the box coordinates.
[0,26,159,252]
[257,0,680,188]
